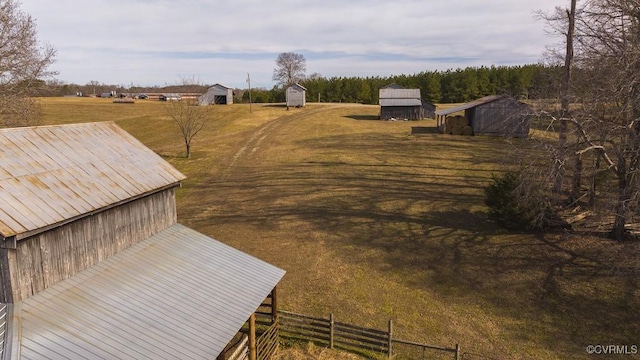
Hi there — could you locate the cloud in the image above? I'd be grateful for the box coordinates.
[20,0,565,88]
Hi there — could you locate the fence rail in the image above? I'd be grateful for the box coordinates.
[257,321,279,360]
[277,311,459,359]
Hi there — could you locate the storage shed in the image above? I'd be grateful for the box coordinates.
[0,122,285,359]
[435,95,532,137]
[379,84,425,120]
[199,83,234,105]
[286,83,306,107]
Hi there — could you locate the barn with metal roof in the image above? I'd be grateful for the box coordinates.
[199,83,234,105]
[0,122,285,359]
[435,95,532,137]
[378,84,432,120]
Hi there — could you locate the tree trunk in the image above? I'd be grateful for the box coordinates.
[553,0,577,196]
[610,159,629,241]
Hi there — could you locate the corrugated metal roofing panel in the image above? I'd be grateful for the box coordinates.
[10,223,286,360]
[379,98,423,107]
[435,95,503,116]
[379,88,421,99]
[0,122,186,238]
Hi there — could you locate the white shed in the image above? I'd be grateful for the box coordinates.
[199,83,234,105]
[286,83,306,107]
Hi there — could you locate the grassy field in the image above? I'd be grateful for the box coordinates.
[37,97,639,359]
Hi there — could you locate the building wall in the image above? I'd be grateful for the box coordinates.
[468,98,530,137]
[5,188,178,302]
[286,87,305,107]
[380,106,422,120]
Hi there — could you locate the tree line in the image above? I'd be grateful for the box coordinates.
[240,64,561,105]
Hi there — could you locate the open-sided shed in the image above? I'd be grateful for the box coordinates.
[199,83,234,105]
[435,95,532,137]
[0,122,285,359]
[286,83,306,107]
[379,84,425,120]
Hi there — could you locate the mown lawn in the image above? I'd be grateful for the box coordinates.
[37,97,639,359]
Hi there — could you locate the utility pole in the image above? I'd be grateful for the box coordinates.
[247,73,252,113]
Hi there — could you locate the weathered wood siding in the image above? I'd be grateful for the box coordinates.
[286,85,306,107]
[467,97,530,137]
[6,188,177,302]
[380,106,423,120]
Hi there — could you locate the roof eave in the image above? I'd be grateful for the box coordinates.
[7,182,182,244]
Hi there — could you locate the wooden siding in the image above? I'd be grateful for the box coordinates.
[380,106,423,120]
[467,97,530,137]
[286,85,306,107]
[5,188,177,302]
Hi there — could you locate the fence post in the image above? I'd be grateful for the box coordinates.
[329,313,335,349]
[249,313,256,360]
[271,286,278,324]
[387,320,393,359]
[455,343,460,360]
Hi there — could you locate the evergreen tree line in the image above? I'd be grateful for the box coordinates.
[241,64,561,105]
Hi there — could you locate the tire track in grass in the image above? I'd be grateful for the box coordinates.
[220,105,343,179]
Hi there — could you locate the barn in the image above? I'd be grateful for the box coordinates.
[0,122,285,359]
[379,84,425,120]
[199,83,234,105]
[286,83,306,107]
[435,95,532,137]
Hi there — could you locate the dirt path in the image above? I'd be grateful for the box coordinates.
[219,105,343,179]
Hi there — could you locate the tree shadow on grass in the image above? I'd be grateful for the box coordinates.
[180,130,639,358]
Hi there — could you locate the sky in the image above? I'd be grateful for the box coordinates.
[20,0,568,90]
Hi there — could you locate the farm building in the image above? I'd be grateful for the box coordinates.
[435,95,532,137]
[378,84,429,120]
[286,83,306,107]
[0,122,285,359]
[199,83,234,105]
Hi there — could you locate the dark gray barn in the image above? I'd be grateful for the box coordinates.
[435,95,532,137]
[379,84,424,120]
[0,122,285,359]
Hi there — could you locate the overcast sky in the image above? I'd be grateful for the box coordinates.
[20,0,567,89]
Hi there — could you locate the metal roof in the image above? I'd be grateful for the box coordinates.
[287,83,307,91]
[379,88,421,100]
[0,122,186,239]
[5,223,285,360]
[379,98,423,107]
[434,95,504,116]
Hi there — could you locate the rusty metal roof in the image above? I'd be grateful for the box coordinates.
[5,223,286,360]
[0,122,186,239]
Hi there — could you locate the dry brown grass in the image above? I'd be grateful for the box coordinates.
[37,98,640,360]
[274,342,365,360]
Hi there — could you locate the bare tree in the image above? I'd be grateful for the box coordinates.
[165,99,212,158]
[273,52,306,87]
[570,0,640,240]
[537,1,579,198]
[0,0,56,127]
[533,0,640,240]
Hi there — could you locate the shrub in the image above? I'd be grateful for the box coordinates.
[485,170,554,230]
